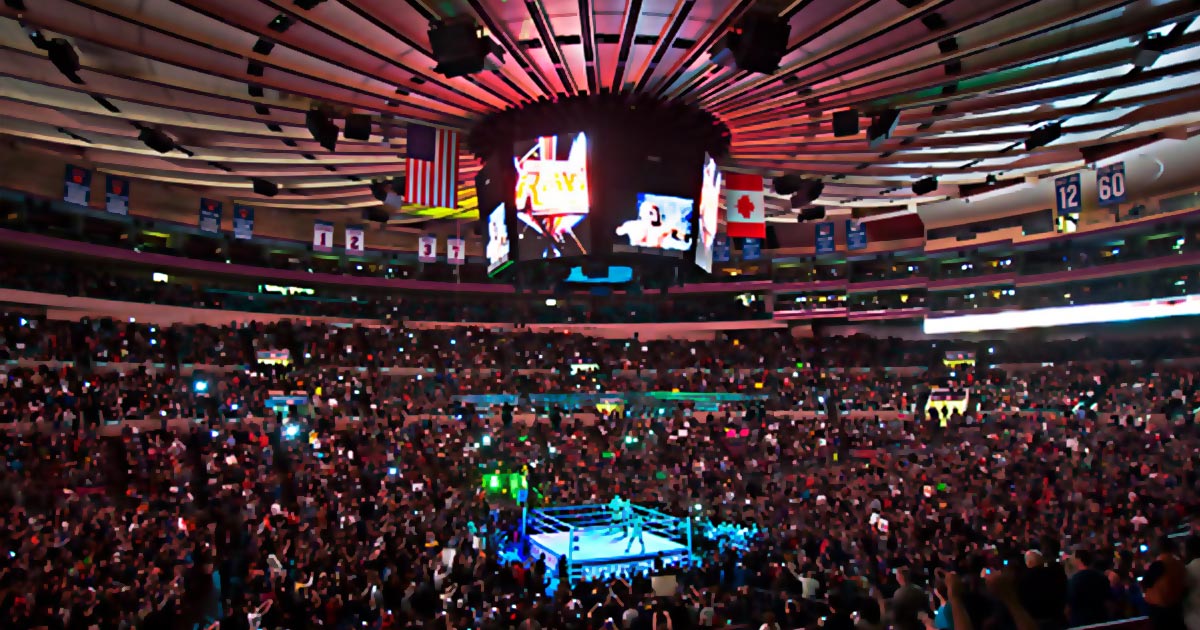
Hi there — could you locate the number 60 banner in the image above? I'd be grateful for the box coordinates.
[1096,162,1127,206]
[1054,173,1081,216]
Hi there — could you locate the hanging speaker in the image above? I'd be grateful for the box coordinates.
[833,109,859,137]
[344,113,371,141]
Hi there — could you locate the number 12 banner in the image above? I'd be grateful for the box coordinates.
[1054,173,1081,216]
[1096,162,1126,206]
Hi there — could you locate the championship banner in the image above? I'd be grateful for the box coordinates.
[723,172,765,239]
[713,233,731,263]
[1096,162,1127,206]
[313,220,334,252]
[1054,173,1081,216]
[741,237,761,261]
[233,204,254,240]
[105,175,129,216]
[815,222,835,254]
[446,236,466,265]
[345,224,365,254]
[198,198,222,234]
[418,234,438,262]
[63,165,91,207]
[846,220,868,251]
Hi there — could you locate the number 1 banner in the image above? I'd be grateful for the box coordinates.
[1055,173,1081,215]
[418,234,438,263]
[1096,162,1126,206]
[313,220,334,252]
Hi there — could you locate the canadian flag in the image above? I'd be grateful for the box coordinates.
[723,172,766,239]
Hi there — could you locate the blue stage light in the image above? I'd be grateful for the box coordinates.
[193,379,209,393]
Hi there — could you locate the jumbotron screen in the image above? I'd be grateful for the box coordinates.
[614,193,693,251]
[485,202,512,275]
[695,153,721,273]
[514,133,591,258]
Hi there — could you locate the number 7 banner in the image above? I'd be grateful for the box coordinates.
[446,237,465,265]
[1096,162,1126,206]
[1054,173,1081,216]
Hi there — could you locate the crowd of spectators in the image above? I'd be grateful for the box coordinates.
[1,312,1200,629]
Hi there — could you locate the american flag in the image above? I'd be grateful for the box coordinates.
[405,123,459,209]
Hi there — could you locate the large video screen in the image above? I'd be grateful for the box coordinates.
[694,153,721,272]
[615,193,694,252]
[514,133,591,258]
[486,202,512,275]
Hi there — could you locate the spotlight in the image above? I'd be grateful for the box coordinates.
[252,38,275,55]
[283,424,301,439]
[267,14,294,33]
[912,176,938,196]
[1025,122,1061,151]
[1134,34,1170,68]
[796,207,825,222]
[193,378,209,394]
[46,38,83,84]
[868,109,900,149]
[305,109,339,152]
[252,178,279,197]
[138,127,176,154]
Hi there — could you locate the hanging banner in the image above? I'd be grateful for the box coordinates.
[63,164,91,207]
[198,198,222,234]
[418,234,438,262]
[447,236,466,265]
[313,220,334,252]
[713,234,731,263]
[741,237,761,261]
[815,222,836,254]
[233,204,254,240]
[846,220,868,251]
[105,175,129,216]
[723,172,765,238]
[1055,173,1081,216]
[345,224,365,254]
[1096,162,1126,206]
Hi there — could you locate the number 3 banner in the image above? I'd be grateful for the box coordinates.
[418,234,438,263]
[1054,173,1081,216]
[1096,162,1126,206]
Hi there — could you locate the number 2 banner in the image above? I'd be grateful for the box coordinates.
[1096,162,1126,206]
[1054,173,1081,216]
[345,224,365,254]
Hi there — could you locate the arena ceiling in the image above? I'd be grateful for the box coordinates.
[2,0,1200,230]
